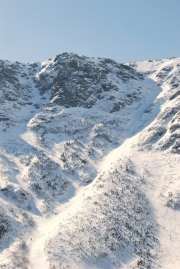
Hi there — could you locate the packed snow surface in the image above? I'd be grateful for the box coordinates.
[0,53,180,268]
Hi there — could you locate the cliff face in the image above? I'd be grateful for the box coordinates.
[0,54,180,269]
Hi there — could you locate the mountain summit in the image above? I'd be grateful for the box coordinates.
[0,54,180,268]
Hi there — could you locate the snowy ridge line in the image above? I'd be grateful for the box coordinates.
[44,156,159,269]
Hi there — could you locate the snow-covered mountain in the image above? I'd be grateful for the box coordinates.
[0,53,180,269]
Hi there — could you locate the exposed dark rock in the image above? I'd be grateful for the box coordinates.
[34,53,144,108]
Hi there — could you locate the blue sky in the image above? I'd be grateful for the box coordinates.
[1,0,180,63]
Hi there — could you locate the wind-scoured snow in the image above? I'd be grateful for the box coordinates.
[0,54,180,268]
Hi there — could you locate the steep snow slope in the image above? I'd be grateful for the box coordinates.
[0,54,180,268]
[131,58,180,209]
